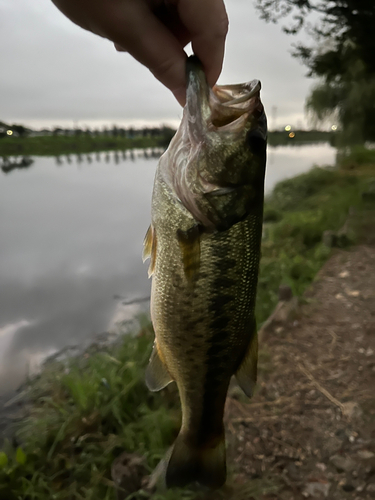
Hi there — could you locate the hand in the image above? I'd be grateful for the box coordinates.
[52,0,228,105]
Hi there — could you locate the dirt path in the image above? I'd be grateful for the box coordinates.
[225,245,375,499]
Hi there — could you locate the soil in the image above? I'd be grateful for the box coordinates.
[224,244,375,499]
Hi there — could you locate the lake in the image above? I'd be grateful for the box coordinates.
[0,144,336,395]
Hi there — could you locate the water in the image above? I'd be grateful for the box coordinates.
[0,144,336,395]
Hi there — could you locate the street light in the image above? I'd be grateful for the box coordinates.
[7,130,13,136]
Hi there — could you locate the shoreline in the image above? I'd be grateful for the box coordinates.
[0,130,335,157]
[1,148,374,499]
[0,298,151,444]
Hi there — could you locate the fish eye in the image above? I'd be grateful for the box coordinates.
[246,130,267,156]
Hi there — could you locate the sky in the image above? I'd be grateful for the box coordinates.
[0,0,321,131]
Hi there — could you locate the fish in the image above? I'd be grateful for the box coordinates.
[143,56,267,489]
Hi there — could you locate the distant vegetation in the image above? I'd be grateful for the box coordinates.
[0,119,337,156]
[267,129,335,147]
[0,122,176,156]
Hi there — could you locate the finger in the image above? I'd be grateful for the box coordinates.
[153,1,191,48]
[100,1,188,105]
[177,0,228,87]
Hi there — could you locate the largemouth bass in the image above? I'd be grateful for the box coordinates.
[143,56,267,489]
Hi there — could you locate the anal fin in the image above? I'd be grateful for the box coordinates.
[145,343,174,392]
[235,324,258,398]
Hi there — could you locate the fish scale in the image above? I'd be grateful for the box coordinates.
[143,56,267,488]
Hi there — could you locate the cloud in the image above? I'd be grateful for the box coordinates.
[1,0,318,129]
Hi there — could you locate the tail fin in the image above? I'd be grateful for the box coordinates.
[165,430,226,489]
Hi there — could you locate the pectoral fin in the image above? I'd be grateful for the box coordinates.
[142,225,157,278]
[235,326,258,398]
[145,344,174,392]
[177,225,201,282]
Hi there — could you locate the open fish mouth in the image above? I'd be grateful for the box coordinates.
[185,56,265,135]
[166,56,267,231]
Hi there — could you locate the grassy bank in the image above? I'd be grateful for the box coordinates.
[267,129,335,147]
[1,149,375,499]
[0,323,187,500]
[0,135,165,156]
[256,154,375,323]
[0,130,335,156]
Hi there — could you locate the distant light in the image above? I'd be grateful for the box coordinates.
[289,132,295,138]
[285,125,292,131]
[6,130,13,136]
[331,125,337,131]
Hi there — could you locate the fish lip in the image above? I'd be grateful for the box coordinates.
[185,57,211,141]
[185,56,264,137]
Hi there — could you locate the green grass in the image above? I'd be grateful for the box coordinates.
[256,163,375,324]
[0,329,185,500]
[336,144,375,170]
[0,332,277,500]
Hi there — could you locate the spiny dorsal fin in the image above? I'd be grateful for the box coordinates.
[176,225,201,282]
[142,225,157,277]
[145,343,174,392]
[235,322,258,398]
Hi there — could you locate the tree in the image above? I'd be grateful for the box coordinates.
[256,1,375,141]
[256,1,375,75]
[11,124,29,137]
[306,65,375,143]
[53,127,63,136]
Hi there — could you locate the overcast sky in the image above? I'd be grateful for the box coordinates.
[1,0,321,130]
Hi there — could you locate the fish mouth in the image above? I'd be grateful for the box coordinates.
[186,56,265,136]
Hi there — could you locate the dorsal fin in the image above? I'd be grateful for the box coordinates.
[142,225,157,277]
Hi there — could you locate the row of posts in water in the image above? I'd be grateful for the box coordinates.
[0,148,164,173]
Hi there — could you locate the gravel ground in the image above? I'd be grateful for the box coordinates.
[223,245,375,500]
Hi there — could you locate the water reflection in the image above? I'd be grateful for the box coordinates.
[0,156,34,174]
[265,144,336,193]
[2,149,164,173]
[48,148,164,167]
[0,143,336,396]
[0,152,157,396]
